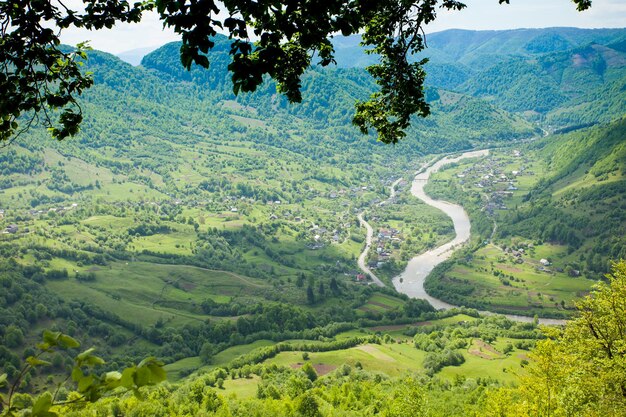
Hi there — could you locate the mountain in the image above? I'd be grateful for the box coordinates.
[502,117,626,269]
[333,27,626,68]
[462,43,626,123]
[332,28,626,128]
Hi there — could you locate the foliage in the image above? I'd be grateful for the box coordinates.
[484,260,626,416]
[0,331,164,416]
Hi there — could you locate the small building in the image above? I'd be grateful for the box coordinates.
[6,224,18,234]
[540,258,551,266]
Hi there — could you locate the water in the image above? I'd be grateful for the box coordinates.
[392,150,566,326]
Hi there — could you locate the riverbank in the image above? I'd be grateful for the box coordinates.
[391,150,566,325]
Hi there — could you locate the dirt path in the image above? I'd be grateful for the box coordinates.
[155,263,269,288]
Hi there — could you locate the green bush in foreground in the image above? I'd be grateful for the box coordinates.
[0,331,164,417]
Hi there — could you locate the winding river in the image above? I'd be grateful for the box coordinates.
[382,149,565,325]
[392,150,488,306]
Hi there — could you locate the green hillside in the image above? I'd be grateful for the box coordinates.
[0,26,625,416]
[423,118,626,316]
[0,34,540,383]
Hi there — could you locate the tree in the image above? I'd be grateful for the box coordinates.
[306,284,315,305]
[200,342,217,365]
[301,362,318,382]
[1,0,592,144]
[484,260,626,416]
[295,392,321,417]
[385,377,427,417]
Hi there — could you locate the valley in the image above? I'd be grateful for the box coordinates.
[0,25,625,417]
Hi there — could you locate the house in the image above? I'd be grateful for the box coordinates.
[540,258,551,266]
[230,207,238,212]
[356,274,366,282]
[6,224,18,234]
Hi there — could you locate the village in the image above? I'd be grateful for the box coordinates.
[452,149,533,214]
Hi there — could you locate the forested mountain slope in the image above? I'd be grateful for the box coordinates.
[422,118,626,316]
[332,28,626,128]
[500,117,626,269]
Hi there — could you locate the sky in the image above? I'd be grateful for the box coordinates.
[57,0,626,55]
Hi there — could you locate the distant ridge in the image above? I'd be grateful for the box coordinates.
[117,45,163,66]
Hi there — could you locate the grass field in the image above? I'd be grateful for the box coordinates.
[44,260,271,327]
[165,340,276,380]
[358,293,406,314]
[443,244,593,314]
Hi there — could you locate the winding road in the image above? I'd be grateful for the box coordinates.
[356,177,403,287]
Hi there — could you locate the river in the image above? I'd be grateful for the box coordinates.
[390,150,566,325]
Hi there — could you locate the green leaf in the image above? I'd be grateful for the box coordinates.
[43,330,61,346]
[135,366,151,387]
[120,366,136,389]
[0,373,7,387]
[76,347,97,360]
[36,342,52,351]
[104,371,122,389]
[77,375,94,392]
[27,356,52,367]
[58,334,80,349]
[105,371,122,382]
[31,392,53,415]
[76,347,105,367]
[71,366,84,382]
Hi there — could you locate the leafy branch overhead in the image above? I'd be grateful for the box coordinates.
[0,0,593,144]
